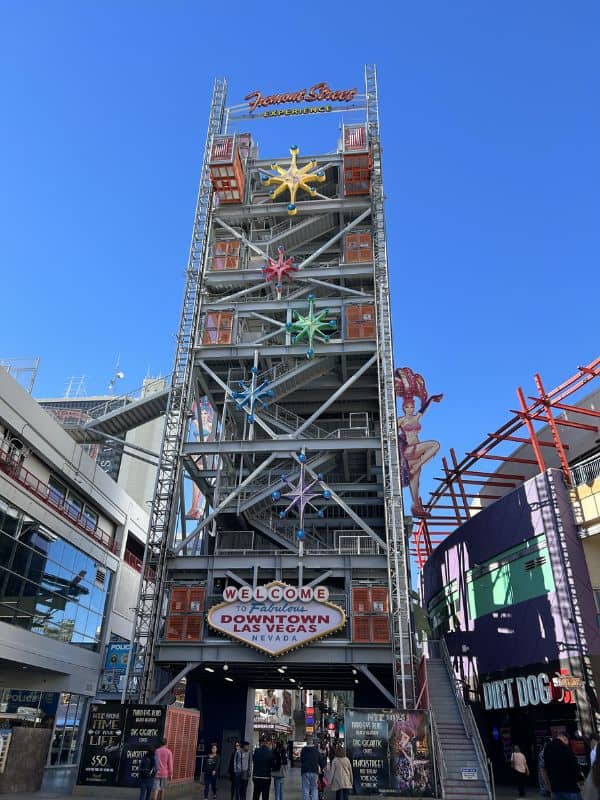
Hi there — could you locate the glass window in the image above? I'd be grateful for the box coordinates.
[0,493,112,650]
[48,477,66,507]
[50,693,86,765]
[81,507,98,532]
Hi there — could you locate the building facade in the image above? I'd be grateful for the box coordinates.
[421,368,600,783]
[127,69,414,757]
[0,367,149,790]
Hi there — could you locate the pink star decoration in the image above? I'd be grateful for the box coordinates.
[262,247,297,296]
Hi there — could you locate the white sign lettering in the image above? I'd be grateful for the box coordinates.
[483,673,552,710]
[207,581,345,656]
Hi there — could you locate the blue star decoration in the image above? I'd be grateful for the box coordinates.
[230,368,275,422]
[270,452,332,542]
[286,295,337,359]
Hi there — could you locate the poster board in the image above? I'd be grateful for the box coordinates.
[345,708,435,797]
[77,702,166,787]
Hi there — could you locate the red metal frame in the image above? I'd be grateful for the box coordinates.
[413,357,600,569]
[0,440,118,553]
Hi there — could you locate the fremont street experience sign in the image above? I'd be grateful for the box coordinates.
[207,581,346,656]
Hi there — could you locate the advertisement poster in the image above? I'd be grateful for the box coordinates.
[345,708,435,797]
[78,703,165,787]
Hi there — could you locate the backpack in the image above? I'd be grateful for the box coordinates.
[140,755,155,779]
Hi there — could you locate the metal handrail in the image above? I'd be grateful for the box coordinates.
[571,454,600,486]
[428,708,446,799]
[439,638,493,800]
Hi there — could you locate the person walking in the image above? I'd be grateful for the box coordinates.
[583,751,600,800]
[327,746,353,800]
[300,736,324,800]
[154,738,173,800]
[204,743,221,800]
[510,745,529,797]
[541,734,582,800]
[230,741,252,800]
[271,742,288,800]
[229,742,241,800]
[252,736,274,800]
[138,745,157,800]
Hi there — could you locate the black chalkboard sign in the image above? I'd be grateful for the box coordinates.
[78,702,166,787]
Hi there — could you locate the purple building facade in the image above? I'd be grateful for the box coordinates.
[423,468,600,776]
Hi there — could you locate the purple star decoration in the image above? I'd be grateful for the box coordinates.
[271,452,332,544]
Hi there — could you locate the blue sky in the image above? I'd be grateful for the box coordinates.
[2,1,599,507]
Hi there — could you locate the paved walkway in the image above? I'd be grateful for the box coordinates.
[0,768,524,800]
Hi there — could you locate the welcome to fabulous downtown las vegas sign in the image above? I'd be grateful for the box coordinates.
[207,582,346,656]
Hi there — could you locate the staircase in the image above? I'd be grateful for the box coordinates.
[426,643,492,799]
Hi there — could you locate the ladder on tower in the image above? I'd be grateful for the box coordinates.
[125,78,228,703]
[366,63,414,709]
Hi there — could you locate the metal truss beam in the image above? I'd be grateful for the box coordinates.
[183,437,380,455]
[149,661,200,705]
[204,263,373,288]
[127,76,228,703]
[301,458,385,549]
[193,341,376,360]
[174,453,278,553]
[197,360,277,439]
[294,355,377,436]
[296,209,371,271]
[214,197,370,222]
[357,665,396,706]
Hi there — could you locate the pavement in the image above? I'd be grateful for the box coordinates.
[0,768,528,800]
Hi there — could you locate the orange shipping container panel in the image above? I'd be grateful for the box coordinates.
[344,233,372,263]
[164,614,203,641]
[371,615,390,643]
[210,136,235,162]
[212,240,240,271]
[343,125,368,152]
[165,707,200,784]
[352,615,371,642]
[202,312,234,345]
[165,615,186,640]
[371,587,389,613]
[169,587,190,613]
[352,587,372,614]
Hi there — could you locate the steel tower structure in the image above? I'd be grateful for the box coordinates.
[127,66,414,711]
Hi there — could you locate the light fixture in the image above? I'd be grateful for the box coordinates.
[352,669,357,675]
[205,667,215,673]
[223,664,229,671]
[225,676,234,683]
[277,667,286,674]
[354,679,359,684]
[289,678,296,683]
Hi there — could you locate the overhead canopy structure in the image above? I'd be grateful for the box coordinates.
[413,356,600,568]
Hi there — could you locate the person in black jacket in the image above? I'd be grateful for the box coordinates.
[252,737,274,800]
[541,735,582,799]
[204,743,221,800]
[300,737,325,800]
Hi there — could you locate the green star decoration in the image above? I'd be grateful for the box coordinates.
[286,295,336,358]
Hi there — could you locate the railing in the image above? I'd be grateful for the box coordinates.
[337,534,385,555]
[428,709,446,799]
[0,442,118,553]
[124,549,143,571]
[439,638,494,800]
[571,455,600,486]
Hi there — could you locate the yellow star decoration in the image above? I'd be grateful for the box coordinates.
[261,145,326,216]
